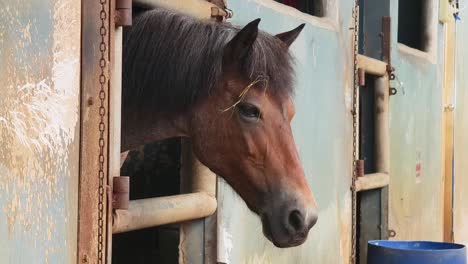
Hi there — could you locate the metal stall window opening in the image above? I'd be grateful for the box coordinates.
[274,0,325,17]
[109,0,230,263]
[351,2,392,262]
[397,0,429,51]
[397,0,439,54]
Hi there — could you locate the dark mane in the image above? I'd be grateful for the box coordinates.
[123,8,295,114]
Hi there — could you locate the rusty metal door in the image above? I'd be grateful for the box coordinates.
[0,0,81,263]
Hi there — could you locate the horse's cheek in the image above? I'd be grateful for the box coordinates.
[189,116,222,169]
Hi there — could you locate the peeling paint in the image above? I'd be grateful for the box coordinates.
[0,0,80,263]
[0,72,78,152]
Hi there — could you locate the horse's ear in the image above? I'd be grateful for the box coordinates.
[223,18,261,68]
[275,24,305,48]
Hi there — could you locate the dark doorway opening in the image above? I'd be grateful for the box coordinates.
[355,2,391,262]
[275,0,325,17]
[356,75,386,264]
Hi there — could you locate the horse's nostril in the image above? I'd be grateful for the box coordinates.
[288,209,305,232]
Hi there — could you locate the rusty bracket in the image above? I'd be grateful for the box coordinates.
[358,68,366,86]
[381,16,391,66]
[113,176,130,210]
[382,16,394,79]
[355,160,365,178]
[115,0,132,27]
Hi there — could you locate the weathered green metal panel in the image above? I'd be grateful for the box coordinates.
[216,0,459,262]
[387,0,445,241]
[217,1,354,263]
[0,0,81,263]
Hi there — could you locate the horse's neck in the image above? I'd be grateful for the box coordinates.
[121,108,188,152]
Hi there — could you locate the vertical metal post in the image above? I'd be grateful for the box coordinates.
[376,75,390,240]
[78,0,112,263]
[179,139,217,264]
[351,2,360,263]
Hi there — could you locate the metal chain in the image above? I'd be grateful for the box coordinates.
[350,1,359,264]
[98,0,109,262]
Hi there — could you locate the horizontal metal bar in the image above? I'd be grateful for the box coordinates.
[112,192,217,234]
[133,0,217,19]
[356,172,389,192]
[357,55,387,77]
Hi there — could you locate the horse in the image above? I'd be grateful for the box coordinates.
[121,8,318,248]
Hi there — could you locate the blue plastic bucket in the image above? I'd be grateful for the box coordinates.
[368,240,466,264]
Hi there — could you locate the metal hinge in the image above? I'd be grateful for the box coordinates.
[112,176,130,210]
[358,68,366,86]
[355,159,365,178]
[115,0,132,27]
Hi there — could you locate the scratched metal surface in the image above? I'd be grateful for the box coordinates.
[0,0,81,263]
[217,1,354,263]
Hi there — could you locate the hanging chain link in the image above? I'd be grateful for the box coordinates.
[98,0,109,262]
[351,1,360,263]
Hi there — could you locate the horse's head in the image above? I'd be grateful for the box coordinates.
[189,19,317,248]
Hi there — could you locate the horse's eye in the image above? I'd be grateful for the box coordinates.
[237,103,261,120]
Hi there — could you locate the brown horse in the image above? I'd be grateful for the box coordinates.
[121,8,318,248]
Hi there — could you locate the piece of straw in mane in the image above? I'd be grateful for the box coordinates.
[122,8,295,114]
[221,75,269,113]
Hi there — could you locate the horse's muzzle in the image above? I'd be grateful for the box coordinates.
[260,197,318,248]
